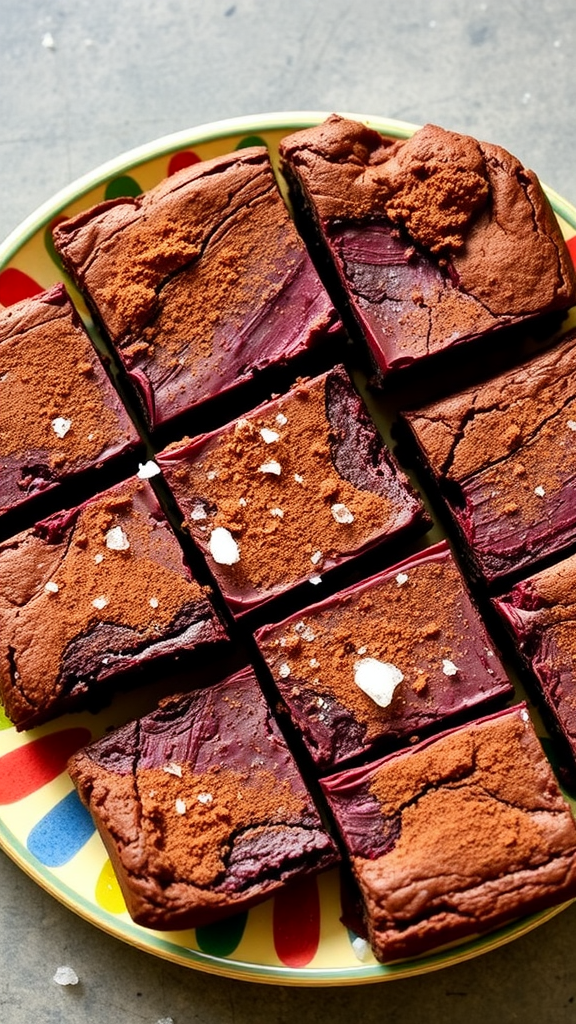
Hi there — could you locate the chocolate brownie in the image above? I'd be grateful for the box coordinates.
[255,541,513,771]
[402,330,576,585]
[157,365,426,616]
[0,475,228,730]
[321,704,576,963]
[495,553,576,768]
[67,667,339,930]
[52,148,342,430]
[0,284,138,521]
[279,116,576,375]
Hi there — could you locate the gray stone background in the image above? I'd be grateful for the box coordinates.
[2,0,576,1021]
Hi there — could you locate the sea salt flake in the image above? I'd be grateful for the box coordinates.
[44,581,59,594]
[534,485,546,497]
[270,507,284,518]
[396,572,409,586]
[51,416,71,438]
[357,645,367,656]
[53,966,78,986]
[567,420,576,432]
[150,597,159,609]
[105,526,130,551]
[278,662,291,678]
[294,473,304,484]
[163,763,182,777]
[331,502,354,525]
[92,596,109,610]
[259,460,282,475]
[190,504,208,521]
[260,427,280,443]
[294,621,316,642]
[197,792,213,804]
[207,470,218,481]
[42,32,56,49]
[351,936,372,962]
[137,460,161,479]
[310,659,320,669]
[209,527,240,565]
[442,659,459,677]
[94,553,104,564]
[354,658,404,708]
[311,550,323,565]
[309,575,322,585]
[238,497,247,507]
[175,798,187,815]
[276,413,288,426]
[521,708,530,722]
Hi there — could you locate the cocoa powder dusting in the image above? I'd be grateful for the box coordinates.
[134,763,306,887]
[1,482,205,708]
[176,377,397,595]
[0,310,131,463]
[134,197,299,377]
[263,561,472,738]
[366,713,571,880]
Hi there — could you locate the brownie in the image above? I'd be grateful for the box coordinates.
[0,475,228,730]
[402,330,576,586]
[254,541,513,771]
[52,148,342,430]
[495,553,576,768]
[0,283,139,520]
[321,704,576,963]
[157,364,426,616]
[67,667,339,930]
[279,116,576,375]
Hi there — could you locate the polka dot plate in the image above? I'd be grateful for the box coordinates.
[1,113,576,985]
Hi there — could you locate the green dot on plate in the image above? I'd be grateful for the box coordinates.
[235,135,267,150]
[104,175,143,200]
[195,910,247,956]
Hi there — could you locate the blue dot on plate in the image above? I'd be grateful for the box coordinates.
[27,790,95,867]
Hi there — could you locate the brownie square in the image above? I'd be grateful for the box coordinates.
[52,148,342,430]
[255,541,513,771]
[0,475,228,730]
[67,667,339,930]
[495,553,576,768]
[157,365,426,616]
[0,283,139,522]
[321,704,576,963]
[402,330,576,586]
[279,116,576,376]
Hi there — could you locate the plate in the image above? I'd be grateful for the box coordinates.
[1,112,576,986]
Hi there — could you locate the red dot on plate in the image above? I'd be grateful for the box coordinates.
[566,235,576,269]
[0,267,44,307]
[0,727,92,804]
[168,151,202,175]
[272,874,321,967]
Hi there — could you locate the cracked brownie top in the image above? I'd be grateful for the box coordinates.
[279,116,576,373]
[67,666,339,930]
[0,476,228,730]
[495,551,576,764]
[52,147,342,430]
[0,284,139,524]
[403,329,576,583]
[255,541,513,770]
[157,365,426,616]
[321,703,576,962]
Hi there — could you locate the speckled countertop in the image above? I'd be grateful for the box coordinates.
[2,2,576,1022]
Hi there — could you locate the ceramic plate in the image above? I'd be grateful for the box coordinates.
[1,112,576,986]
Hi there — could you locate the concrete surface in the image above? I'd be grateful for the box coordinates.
[2,1,576,1021]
